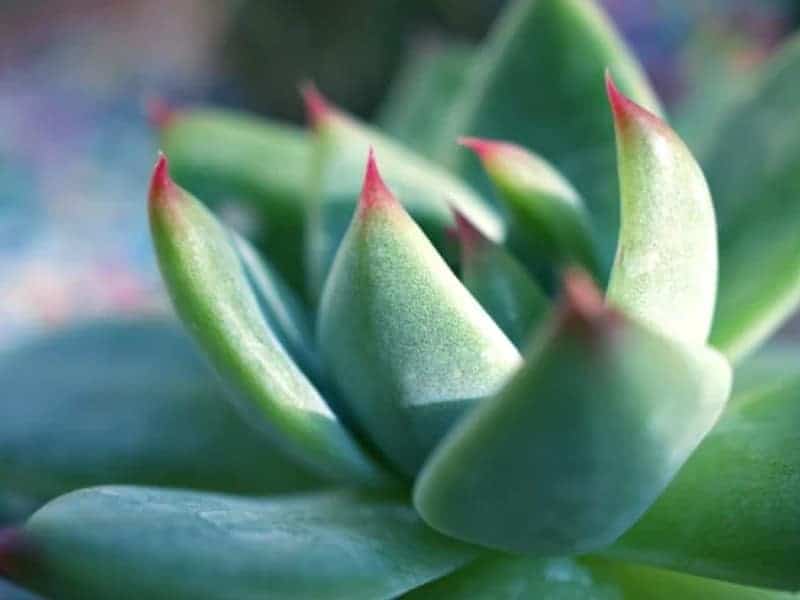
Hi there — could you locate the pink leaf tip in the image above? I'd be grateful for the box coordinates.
[458,136,499,161]
[359,148,394,210]
[453,208,487,263]
[300,81,332,128]
[605,69,662,132]
[149,151,175,204]
[144,95,178,130]
[560,268,621,334]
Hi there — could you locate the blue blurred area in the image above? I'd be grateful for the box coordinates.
[0,0,795,345]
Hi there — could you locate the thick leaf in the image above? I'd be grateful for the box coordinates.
[156,106,311,293]
[318,154,521,477]
[377,44,474,158]
[0,577,41,600]
[454,211,550,348]
[460,137,599,280]
[6,487,480,600]
[706,36,800,361]
[148,156,386,487]
[414,271,730,555]
[405,554,793,599]
[436,0,662,270]
[729,343,800,403]
[0,319,319,508]
[605,362,800,590]
[304,86,502,299]
[605,75,717,347]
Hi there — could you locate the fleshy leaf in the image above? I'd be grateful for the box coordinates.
[454,210,550,348]
[460,137,599,279]
[148,155,386,487]
[0,578,41,600]
[304,85,502,300]
[405,554,793,599]
[377,44,474,158]
[414,271,730,555]
[156,106,311,293]
[7,487,480,600]
[435,0,662,269]
[706,35,800,361]
[605,74,717,346]
[0,318,320,508]
[318,153,521,477]
[604,359,800,590]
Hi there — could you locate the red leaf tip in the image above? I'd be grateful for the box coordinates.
[149,151,175,203]
[458,136,496,161]
[0,528,33,579]
[144,95,178,130]
[300,81,332,128]
[560,268,621,334]
[453,208,487,263]
[605,69,662,132]
[359,148,394,210]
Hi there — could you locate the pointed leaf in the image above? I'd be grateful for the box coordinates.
[7,487,480,600]
[436,0,662,269]
[318,154,521,477]
[605,361,800,590]
[605,75,717,346]
[414,271,731,555]
[461,137,600,279]
[454,211,550,347]
[304,86,502,299]
[0,319,319,507]
[156,106,311,292]
[706,36,800,361]
[148,155,386,487]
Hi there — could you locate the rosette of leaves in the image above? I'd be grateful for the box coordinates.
[2,0,800,598]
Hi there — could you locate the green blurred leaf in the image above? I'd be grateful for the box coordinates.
[414,272,730,555]
[377,43,474,158]
[318,156,520,477]
[16,487,480,600]
[605,356,800,590]
[706,36,800,361]
[436,0,661,271]
[0,578,42,600]
[605,77,717,346]
[149,159,386,487]
[0,319,320,508]
[159,108,311,293]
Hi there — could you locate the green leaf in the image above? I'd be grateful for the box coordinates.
[0,318,320,507]
[460,137,600,281]
[728,343,800,403]
[157,106,311,293]
[405,554,793,599]
[10,487,480,600]
[304,86,502,300]
[706,36,800,361]
[605,357,800,590]
[436,0,662,270]
[148,155,386,487]
[454,211,550,348]
[414,271,730,555]
[318,154,521,477]
[605,75,717,346]
[377,44,474,158]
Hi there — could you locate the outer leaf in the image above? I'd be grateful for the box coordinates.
[0,577,41,600]
[706,35,800,361]
[148,155,386,487]
[377,44,474,158]
[436,0,662,269]
[460,137,599,279]
[304,86,502,299]
[156,106,311,293]
[405,554,793,599]
[0,319,319,507]
[605,75,717,347]
[318,154,521,477]
[414,271,730,555]
[454,211,550,348]
[605,362,800,590]
[6,487,480,600]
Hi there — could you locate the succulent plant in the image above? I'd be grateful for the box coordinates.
[2,0,800,598]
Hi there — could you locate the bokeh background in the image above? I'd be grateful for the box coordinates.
[1,0,798,345]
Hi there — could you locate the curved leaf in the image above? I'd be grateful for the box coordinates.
[8,487,480,600]
[0,319,319,507]
[436,0,661,269]
[148,155,386,487]
[414,271,730,555]
[605,75,717,346]
[318,154,521,477]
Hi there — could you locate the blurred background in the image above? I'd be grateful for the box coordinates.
[1,0,798,346]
